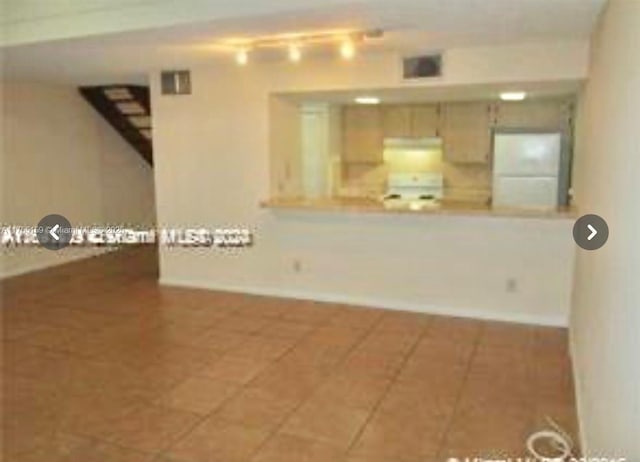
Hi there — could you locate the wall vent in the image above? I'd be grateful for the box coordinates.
[161,70,191,95]
[402,54,442,80]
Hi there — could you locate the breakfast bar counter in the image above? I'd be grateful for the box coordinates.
[261,197,577,220]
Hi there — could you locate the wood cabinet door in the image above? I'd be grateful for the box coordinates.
[442,102,491,164]
[411,104,439,137]
[342,106,383,163]
[382,105,412,138]
[496,100,570,129]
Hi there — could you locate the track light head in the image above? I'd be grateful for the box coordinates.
[235,48,249,66]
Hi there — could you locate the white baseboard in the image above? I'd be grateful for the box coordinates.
[569,329,589,455]
[0,247,116,280]
[159,277,568,327]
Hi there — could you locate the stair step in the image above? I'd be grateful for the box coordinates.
[103,87,133,100]
[79,84,153,166]
[116,101,146,115]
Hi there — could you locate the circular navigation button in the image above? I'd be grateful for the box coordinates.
[573,214,609,250]
[37,214,73,250]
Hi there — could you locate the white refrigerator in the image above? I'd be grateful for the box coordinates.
[492,132,562,208]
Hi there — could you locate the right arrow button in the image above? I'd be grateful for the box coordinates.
[574,214,609,250]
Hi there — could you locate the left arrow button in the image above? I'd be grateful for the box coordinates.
[36,214,72,250]
[49,224,60,241]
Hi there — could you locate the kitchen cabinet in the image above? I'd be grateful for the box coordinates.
[441,102,492,164]
[382,105,412,137]
[382,104,439,138]
[342,105,383,163]
[495,100,571,129]
[411,105,439,137]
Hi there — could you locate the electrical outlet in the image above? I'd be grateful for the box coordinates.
[506,278,518,293]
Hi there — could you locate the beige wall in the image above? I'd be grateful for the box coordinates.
[1,82,156,278]
[570,0,640,457]
[152,43,579,326]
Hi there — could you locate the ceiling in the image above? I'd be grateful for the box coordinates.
[1,0,606,84]
[279,80,583,104]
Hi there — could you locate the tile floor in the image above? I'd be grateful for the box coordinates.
[1,246,578,461]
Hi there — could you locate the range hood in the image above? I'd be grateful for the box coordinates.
[383,137,443,150]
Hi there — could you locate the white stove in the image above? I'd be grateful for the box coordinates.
[382,172,444,210]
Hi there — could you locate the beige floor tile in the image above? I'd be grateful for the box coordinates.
[17,438,156,462]
[2,247,580,462]
[425,316,482,344]
[409,337,476,365]
[233,300,288,319]
[217,386,300,430]
[165,417,271,462]
[11,432,94,462]
[279,302,339,325]
[251,434,344,462]
[281,399,371,450]
[217,316,270,335]
[63,441,155,462]
[344,455,426,462]
[534,326,569,356]
[355,330,421,356]
[339,351,406,379]
[328,306,384,330]
[396,354,468,386]
[440,406,533,459]
[193,330,252,352]
[157,376,238,415]
[310,374,391,411]
[198,355,271,384]
[377,381,458,420]
[372,311,431,335]
[100,404,201,453]
[479,321,536,352]
[227,336,295,361]
[351,410,446,460]
[250,362,328,403]
[257,320,315,340]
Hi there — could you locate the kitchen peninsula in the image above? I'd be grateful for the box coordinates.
[268,91,576,220]
[261,196,575,219]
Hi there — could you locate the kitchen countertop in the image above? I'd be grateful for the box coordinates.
[261,197,577,220]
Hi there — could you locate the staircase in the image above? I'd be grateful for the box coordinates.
[79,85,153,165]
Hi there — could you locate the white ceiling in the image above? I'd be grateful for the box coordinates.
[279,80,583,104]
[1,0,605,84]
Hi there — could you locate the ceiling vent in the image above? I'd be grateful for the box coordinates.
[402,54,442,80]
[161,70,191,95]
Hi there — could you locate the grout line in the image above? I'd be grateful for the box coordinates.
[154,303,351,460]
[234,308,385,460]
[343,317,432,458]
[434,322,485,459]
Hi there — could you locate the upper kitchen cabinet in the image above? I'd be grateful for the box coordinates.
[382,105,412,137]
[411,105,439,137]
[381,104,439,138]
[342,105,383,163]
[495,100,572,130]
[441,102,492,164]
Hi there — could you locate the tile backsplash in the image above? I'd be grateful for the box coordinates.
[341,161,491,202]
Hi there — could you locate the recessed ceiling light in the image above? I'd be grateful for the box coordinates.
[288,44,302,62]
[500,91,527,101]
[340,40,356,60]
[354,96,380,105]
[235,48,249,66]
